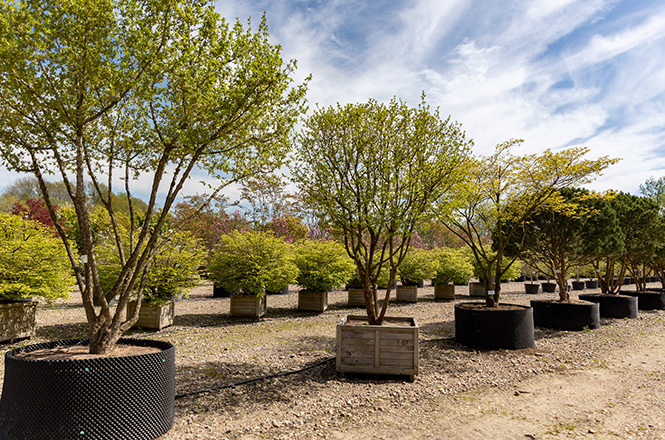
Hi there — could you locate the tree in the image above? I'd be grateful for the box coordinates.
[11,197,60,230]
[639,177,665,288]
[294,97,471,324]
[582,192,660,293]
[239,174,294,227]
[0,0,308,354]
[503,187,596,301]
[171,194,231,256]
[440,140,619,306]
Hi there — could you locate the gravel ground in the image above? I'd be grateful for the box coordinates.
[1,280,664,439]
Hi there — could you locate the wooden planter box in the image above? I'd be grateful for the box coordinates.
[347,288,366,307]
[468,282,486,297]
[298,290,328,312]
[434,284,455,300]
[395,285,418,303]
[230,294,266,318]
[0,301,37,342]
[336,315,419,381]
[127,300,174,330]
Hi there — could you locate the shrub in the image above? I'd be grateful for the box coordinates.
[397,248,439,286]
[294,240,355,292]
[433,247,473,285]
[208,231,298,296]
[0,213,71,301]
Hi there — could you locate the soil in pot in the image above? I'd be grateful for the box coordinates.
[530,299,600,331]
[454,302,534,350]
[578,293,638,319]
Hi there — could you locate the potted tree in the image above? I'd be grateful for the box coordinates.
[432,247,473,300]
[295,97,471,380]
[395,248,439,302]
[0,213,72,341]
[503,188,602,331]
[209,231,298,318]
[0,1,308,438]
[440,141,618,349]
[578,192,655,318]
[294,239,355,312]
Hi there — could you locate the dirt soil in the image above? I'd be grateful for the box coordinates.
[1,281,664,439]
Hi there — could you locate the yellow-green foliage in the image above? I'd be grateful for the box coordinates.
[209,231,298,296]
[294,240,355,292]
[96,229,206,304]
[0,213,72,300]
[397,248,439,285]
[433,247,473,285]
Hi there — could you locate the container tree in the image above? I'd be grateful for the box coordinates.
[440,140,618,307]
[0,0,308,354]
[502,187,596,301]
[294,97,471,325]
[582,192,660,293]
[639,177,665,288]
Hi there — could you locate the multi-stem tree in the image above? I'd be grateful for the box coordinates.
[440,140,618,307]
[294,97,471,324]
[0,0,308,354]
[502,188,597,301]
[582,192,660,293]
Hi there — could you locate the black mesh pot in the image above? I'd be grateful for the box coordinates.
[623,290,665,310]
[0,338,175,440]
[531,300,600,331]
[578,294,638,319]
[454,302,534,350]
[541,282,557,293]
[524,284,540,294]
[585,280,599,289]
[571,281,586,291]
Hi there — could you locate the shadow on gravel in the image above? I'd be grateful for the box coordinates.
[34,322,88,340]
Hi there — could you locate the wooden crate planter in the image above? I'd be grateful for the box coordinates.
[347,288,365,307]
[298,290,328,312]
[127,300,175,330]
[0,301,37,342]
[230,294,267,318]
[336,315,419,381]
[395,285,418,303]
[434,284,455,300]
[468,282,486,297]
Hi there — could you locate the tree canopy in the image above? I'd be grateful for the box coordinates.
[441,140,619,306]
[0,0,308,353]
[294,97,472,324]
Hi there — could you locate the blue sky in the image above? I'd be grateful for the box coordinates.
[211,0,665,195]
[2,0,664,200]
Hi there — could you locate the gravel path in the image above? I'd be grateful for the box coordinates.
[1,281,664,439]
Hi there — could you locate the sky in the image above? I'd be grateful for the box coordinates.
[2,0,665,201]
[211,0,665,195]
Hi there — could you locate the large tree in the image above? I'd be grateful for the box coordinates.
[294,97,471,324]
[0,0,308,353]
[440,140,618,307]
[582,192,660,293]
[502,187,596,301]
